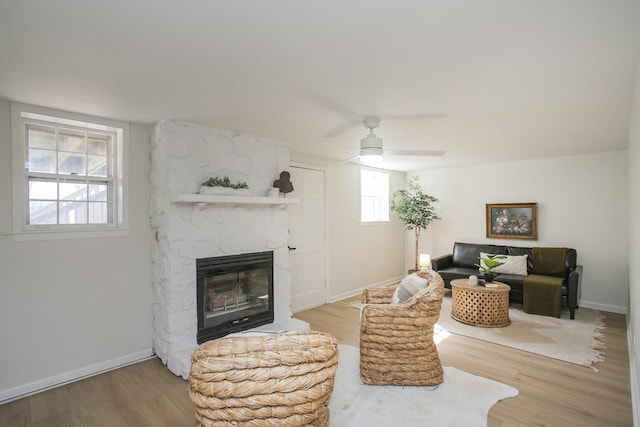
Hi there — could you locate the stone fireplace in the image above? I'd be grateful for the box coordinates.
[149,119,308,379]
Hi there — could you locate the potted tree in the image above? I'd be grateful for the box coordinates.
[391,176,441,271]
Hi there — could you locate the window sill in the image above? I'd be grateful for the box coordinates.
[11,228,129,242]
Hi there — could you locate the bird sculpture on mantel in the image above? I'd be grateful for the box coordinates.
[273,171,294,195]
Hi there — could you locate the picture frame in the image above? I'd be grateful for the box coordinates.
[486,202,538,240]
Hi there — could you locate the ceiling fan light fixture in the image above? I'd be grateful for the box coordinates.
[360,151,383,164]
[360,133,383,164]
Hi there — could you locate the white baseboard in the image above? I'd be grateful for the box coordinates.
[328,275,404,303]
[579,299,628,314]
[0,348,155,405]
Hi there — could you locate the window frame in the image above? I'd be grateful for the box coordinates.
[11,103,129,241]
[360,167,390,223]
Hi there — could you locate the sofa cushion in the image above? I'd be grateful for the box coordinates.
[452,242,507,269]
[565,248,577,270]
[438,266,479,276]
[493,273,526,287]
[435,267,479,288]
[480,252,528,275]
[506,246,534,271]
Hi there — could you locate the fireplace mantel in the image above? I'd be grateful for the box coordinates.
[171,193,300,207]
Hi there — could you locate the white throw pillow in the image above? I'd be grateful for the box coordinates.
[392,273,428,304]
[479,252,528,275]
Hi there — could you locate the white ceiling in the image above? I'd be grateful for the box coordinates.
[1,1,639,171]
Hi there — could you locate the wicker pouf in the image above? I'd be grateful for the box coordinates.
[189,330,339,427]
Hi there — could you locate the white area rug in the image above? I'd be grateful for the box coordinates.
[435,295,606,369]
[330,345,518,427]
[349,295,606,369]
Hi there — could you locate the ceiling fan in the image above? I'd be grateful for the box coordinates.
[345,117,446,164]
[302,93,447,138]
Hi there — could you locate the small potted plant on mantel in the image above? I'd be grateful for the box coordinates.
[200,176,250,196]
[475,254,507,283]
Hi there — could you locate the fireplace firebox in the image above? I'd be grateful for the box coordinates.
[196,251,274,344]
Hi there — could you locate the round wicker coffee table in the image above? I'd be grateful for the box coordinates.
[450,279,511,327]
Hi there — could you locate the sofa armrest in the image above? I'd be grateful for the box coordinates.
[431,254,453,271]
[567,265,582,309]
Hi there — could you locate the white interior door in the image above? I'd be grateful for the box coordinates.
[288,166,327,313]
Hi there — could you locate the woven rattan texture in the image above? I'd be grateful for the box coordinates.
[189,331,339,427]
[451,280,511,327]
[359,271,445,386]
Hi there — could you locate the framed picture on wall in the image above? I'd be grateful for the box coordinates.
[486,202,538,240]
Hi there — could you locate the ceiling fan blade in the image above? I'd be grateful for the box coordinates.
[384,149,446,157]
[323,113,447,138]
[383,113,448,121]
[322,141,358,150]
[340,154,361,164]
[322,120,361,138]
[302,93,360,118]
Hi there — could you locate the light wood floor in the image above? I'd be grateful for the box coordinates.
[0,295,633,426]
[295,294,634,427]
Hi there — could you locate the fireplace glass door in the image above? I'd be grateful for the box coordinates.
[197,251,274,343]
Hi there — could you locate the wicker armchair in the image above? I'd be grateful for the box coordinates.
[189,330,339,427]
[360,271,445,386]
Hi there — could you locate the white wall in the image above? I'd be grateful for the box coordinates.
[627,65,640,426]
[290,154,407,300]
[412,152,629,313]
[0,98,154,402]
[325,163,407,300]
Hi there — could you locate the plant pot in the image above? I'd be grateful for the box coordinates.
[483,272,496,283]
[200,186,251,196]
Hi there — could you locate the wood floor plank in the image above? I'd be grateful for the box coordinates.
[0,295,633,426]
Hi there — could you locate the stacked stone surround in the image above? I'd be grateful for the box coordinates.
[149,119,308,378]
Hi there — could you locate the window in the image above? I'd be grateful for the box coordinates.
[361,168,389,222]
[11,103,129,240]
